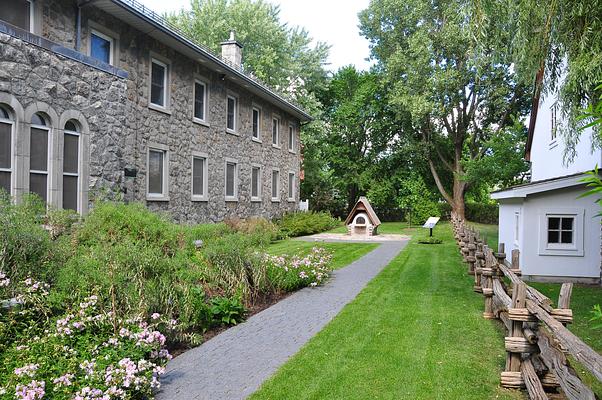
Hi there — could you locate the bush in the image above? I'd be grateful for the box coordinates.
[224,217,280,244]
[265,247,333,291]
[398,175,441,225]
[276,211,340,237]
[465,202,498,224]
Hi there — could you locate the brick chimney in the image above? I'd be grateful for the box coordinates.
[220,31,243,68]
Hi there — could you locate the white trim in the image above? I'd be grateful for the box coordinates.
[192,79,209,126]
[287,171,295,202]
[89,29,114,65]
[226,94,238,135]
[271,115,280,148]
[251,105,262,142]
[491,173,588,200]
[288,124,295,153]
[513,211,520,247]
[191,152,208,201]
[149,57,170,111]
[537,208,584,257]
[146,144,169,201]
[271,167,280,202]
[250,164,262,202]
[224,158,239,201]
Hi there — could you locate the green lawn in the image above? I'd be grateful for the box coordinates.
[267,240,379,270]
[252,223,523,400]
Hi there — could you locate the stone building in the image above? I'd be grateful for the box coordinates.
[0,0,310,222]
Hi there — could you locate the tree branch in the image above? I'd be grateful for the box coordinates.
[428,158,454,205]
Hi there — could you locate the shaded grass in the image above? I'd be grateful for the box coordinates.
[467,221,499,249]
[252,224,523,400]
[328,221,422,236]
[267,240,379,270]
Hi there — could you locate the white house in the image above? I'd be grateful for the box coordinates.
[491,85,601,284]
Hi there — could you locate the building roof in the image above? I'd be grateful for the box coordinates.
[345,196,382,226]
[91,0,312,122]
[490,171,589,200]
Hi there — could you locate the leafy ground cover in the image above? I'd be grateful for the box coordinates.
[251,223,523,400]
[267,240,378,270]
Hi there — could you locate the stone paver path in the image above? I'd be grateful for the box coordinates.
[157,238,408,400]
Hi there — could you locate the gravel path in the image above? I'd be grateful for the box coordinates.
[156,239,408,400]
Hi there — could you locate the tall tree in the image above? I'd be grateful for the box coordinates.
[359,0,530,218]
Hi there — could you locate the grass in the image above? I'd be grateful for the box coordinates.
[267,240,379,270]
[467,221,499,249]
[251,223,523,400]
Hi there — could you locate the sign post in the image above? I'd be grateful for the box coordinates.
[422,217,440,237]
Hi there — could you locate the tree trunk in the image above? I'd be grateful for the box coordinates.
[452,176,466,220]
[347,184,358,214]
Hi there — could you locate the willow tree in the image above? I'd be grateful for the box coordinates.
[359,0,530,218]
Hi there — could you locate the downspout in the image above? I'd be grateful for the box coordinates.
[75,5,82,51]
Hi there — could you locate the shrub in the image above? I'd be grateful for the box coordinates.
[276,211,340,237]
[209,296,246,326]
[265,247,333,291]
[466,202,498,224]
[398,175,441,225]
[224,217,280,244]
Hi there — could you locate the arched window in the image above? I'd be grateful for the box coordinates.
[0,105,13,195]
[29,112,49,202]
[62,120,80,211]
[356,216,366,225]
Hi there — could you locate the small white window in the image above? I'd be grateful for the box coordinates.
[191,153,207,201]
[62,120,80,211]
[89,29,114,65]
[226,95,237,133]
[0,0,34,32]
[147,147,169,200]
[550,103,558,141]
[288,125,295,152]
[0,105,13,195]
[252,107,261,141]
[514,212,520,245]
[538,210,584,257]
[193,80,207,123]
[271,169,280,202]
[547,216,574,246]
[150,58,168,109]
[287,172,295,201]
[225,159,238,201]
[29,113,49,203]
[272,117,279,147]
[251,165,261,201]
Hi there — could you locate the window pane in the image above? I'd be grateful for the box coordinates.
[194,83,205,120]
[548,217,560,230]
[29,173,47,202]
[272,171,278,198]
[62,175,78,211]
[0,0,30,31]
[0,122,11,169]
[252,109,259,137]
[31,113,45,126]
[227,97,235,130]
[561,217,573,230]
[547,230,559,244]
[289,127,293,150]
[30,127,48,171]
[63,133,79,174]
[272,119,278,144]
[65,120,78,132]
[226,162,235,197]
[90,33,111,64]
[561,231,573,244]
[148,150,163,194]
[252,167,259,197]
[288,173,294,198]
[0,172,10,194]
[151,62,165,106]
[193,157,204,196]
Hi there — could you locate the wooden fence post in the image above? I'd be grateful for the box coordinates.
[552,283,574,326]
[482,245,495,319]
[511,249,522,276]
[474,242,485,293]
[467,234,477,275]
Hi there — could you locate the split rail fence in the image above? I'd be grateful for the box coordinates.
[451,213,602,400]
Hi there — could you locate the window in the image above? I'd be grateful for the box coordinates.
[147,147,168,199]
[288,172,295,201]
[62,121,80,211]
[547,216,574,245]
[272,117,279,146]
[271,169,280,201]
[225,160,238,200]
[191,154,207,201]
[29,113,49,202]
[150,58,168,108]
[251,166,261,201]
[90,30,114,65]
[193,80,206,123]
[550,103,558,141]
[514,212,520,245]
[0,0,33,31]
[226,95,237,133]
[252,108,261,140]
[538,210,584,257]
[0,106,13,195]
[288,125,295,152]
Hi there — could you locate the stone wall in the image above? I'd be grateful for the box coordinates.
[1,0,302,223]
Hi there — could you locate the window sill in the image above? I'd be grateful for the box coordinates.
[226,129,239,136]
[193,118,210,127]
[149,103,172,115]
[288,149,296,154]
[225,196,239,202]
[252,137,262,143]
[287,199,295,203]
[271,198,280,203]
[272,144,281,149]
[191,196,208,202]
[146,195,170,202]
[251,198,262,203]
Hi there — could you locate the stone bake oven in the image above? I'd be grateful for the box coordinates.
[345,196,381,236]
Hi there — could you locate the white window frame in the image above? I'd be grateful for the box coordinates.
[89,29,114,65]
[226,94,238,135]
[251,164,262,202]
[62,125,81,212]
[287,171,296,202]
[288,124,295,153]
[271,115,280,148]
[224,158,239,201]
[146,144,169,201]
[192,79,208,126]
[191,152,208,201]
[149,57,170,112]
[538,208,584,257]
[271,168,280,202]
[0,112,14,196]
[513,211,520,247]
[252,105,262,142]
[29,120,51,203]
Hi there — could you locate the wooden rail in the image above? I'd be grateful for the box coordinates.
[451,214,602,400]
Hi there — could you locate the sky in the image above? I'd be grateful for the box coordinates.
[140,0,373,71]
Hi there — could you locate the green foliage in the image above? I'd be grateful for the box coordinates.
[276,211,340,237]
[224,217,280,243]
[465,202,499,225]
[579,165,602,218]
[210,296,246,326]
[398,174,441,225]
[265,247,333,292]
[591,304,602,330]
[417,237,443,244]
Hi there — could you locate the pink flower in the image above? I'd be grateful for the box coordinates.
[15,380,45,399]
[151,313,161,320]
[14,364,38,377]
